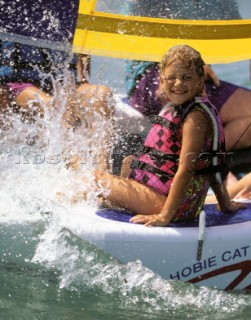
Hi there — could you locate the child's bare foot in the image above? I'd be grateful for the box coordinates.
[70,191,87,204]
[55,190,87,204]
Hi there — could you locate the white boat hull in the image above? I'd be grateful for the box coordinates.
[1,203,251,291]
[72,204,251,291]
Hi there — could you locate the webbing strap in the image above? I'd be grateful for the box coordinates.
[196,163,229,175]
[141,146,179,162]
[150,115,176,132]
[131,160,174,179]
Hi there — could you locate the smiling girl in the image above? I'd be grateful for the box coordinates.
[93,45,243,226]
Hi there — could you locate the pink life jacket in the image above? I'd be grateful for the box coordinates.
[129,96,225,221]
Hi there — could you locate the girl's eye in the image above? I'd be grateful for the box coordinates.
[184,75,192,80]
[165,76,176,81]
[164,75,193,81]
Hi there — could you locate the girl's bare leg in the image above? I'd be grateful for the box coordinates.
[219,88,251,150]
[15,84,115,172]
[226,173,251,199]
[94,171,166,215]
[205,172,251,203]
[76,83,114,118]
[15,86,52,112]
[224,118,251,151]
[75,83,115,172]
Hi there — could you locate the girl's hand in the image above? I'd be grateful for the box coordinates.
[220,201,246,213]
[130,213,170,227]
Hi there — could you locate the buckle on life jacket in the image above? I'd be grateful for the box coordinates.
[151,115,163,125]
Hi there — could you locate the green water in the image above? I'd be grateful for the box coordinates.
[1,254,251,320]
[0,220,251,320]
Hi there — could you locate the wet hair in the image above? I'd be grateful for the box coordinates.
[160,45,205,79]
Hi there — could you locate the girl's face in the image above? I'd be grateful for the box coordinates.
[160,61,203,105]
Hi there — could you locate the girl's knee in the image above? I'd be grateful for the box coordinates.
[122,155,135,166]
[94,170,108,183]
[97,85,112,98]
[77,84,114,118]
[77,84,112,99]
[121,155,135,177]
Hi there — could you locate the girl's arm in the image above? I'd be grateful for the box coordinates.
[131,109,211,226]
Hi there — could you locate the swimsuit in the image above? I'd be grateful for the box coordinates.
[5,83,36,99]
[205,80,241,110]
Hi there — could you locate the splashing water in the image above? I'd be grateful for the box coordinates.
[1,62,251,319]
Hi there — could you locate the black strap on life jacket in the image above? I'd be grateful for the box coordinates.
[150,115,177,132]
[196,163,229,175]
[196,149,230,176]
[138,146,179,162]
[131,150,229,179]
[131,160,174,182]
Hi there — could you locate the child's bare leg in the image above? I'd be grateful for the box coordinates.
[74,83,115,172]
[76,83,114,117]
[227,173,251,199]
[224,118,251,151]
[225,172,238,187]
[205,172,251,204]
[15,86,52,116]
[94,171,166,215]
[219,88,251,150]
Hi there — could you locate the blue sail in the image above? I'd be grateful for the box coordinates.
[0,0,80,49]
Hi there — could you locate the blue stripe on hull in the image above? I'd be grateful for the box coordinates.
[96,203,251,227]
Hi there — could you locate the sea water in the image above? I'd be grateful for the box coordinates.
[1,1,251,320]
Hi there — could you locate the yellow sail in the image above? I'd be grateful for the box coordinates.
[73,0,251,64]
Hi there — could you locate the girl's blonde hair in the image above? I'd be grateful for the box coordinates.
[160,45,205,79]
